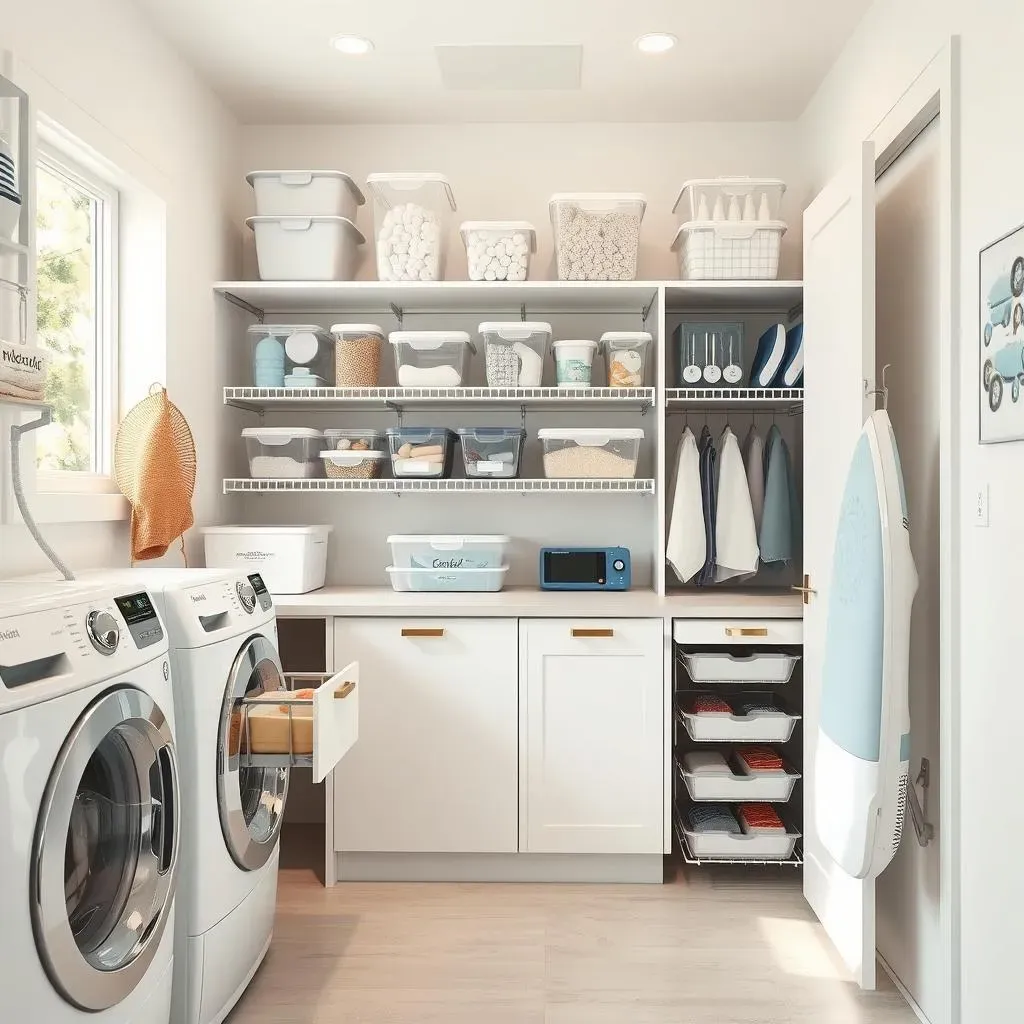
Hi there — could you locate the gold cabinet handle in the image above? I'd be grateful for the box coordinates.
[571,627,614,638]
[726,627,768,637]
[791,574,818,606]
[401,627,445,638]
[333,680,356,700]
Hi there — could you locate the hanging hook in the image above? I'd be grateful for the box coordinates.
[865,364,892,410]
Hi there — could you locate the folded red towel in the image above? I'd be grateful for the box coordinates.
[736,746,784,771]
[738,804,785,831]
[693,695,732,714]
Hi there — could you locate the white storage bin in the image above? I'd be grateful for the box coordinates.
[549,192,646,281]
[330,324,385,387]
[202,525,332,595]
[479,322,551,387]
[246,170,365,220]
[367,172,456,282]
[679,651,800,685]
[677,756,800,803]
[672,178,786,226]
[242,427,325,479]
[389,331,475,387]
[679,820,800,862]
[538,427,643,479]
[386,565,509,593]
[460,221,536,281]
[671,220,786,281]
[600,331,652,388]
[388,535,510,571]
[246,216,365,281]
[677,699,801,744]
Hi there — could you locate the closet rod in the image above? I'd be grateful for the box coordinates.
[665,405,803,417]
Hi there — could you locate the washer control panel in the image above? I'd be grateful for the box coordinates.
[248,573,273,612]
[236,579,257,613]
[86,609,121,655]
[113,591,165,650]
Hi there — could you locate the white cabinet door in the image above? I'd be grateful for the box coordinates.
[520,619,663,855]
[332,618,518,853]
[803,141,879,989]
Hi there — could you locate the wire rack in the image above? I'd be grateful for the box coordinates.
[224,477,656,495]
[673,811,803,868]
[665,387,803,415]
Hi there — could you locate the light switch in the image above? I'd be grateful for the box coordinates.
[974,485,989,527]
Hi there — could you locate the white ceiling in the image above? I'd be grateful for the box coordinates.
[130,0,872,124]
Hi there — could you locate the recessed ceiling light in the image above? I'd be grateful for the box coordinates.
[331,35,373,55]
[635,33,677,54]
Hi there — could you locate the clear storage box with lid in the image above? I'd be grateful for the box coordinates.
[242,427,325,478]
[246,216,365,281]
[246,170,365,220]
[367,172,456,282]
[389,330,475,387]
[385,565,509,593]
[549,193,646,281]
[386,427,457,478]
[538,427,644,479]
[388,535,510,570]
[599,331,652,388]
[247,324,335,389]
[460,221,536,281]
[456,427,526,478]
[202,525,332,594]
[479,322,551,387]
[330,324,384,387]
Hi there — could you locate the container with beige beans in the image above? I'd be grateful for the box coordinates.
[331,324,385,386]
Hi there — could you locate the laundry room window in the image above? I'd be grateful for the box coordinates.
[33,144,118,484]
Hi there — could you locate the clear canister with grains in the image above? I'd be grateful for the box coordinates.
[331,323,385,387]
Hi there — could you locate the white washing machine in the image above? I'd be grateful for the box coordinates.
[0,581,179,1024]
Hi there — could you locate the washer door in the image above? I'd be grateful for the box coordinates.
[217,634,289,871]
[31,686,179,1012]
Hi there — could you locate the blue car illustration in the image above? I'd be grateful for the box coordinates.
[983,338,1024,410]
[984,256,1024,346]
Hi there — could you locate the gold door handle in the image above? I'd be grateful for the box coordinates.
[725,627,768,637]
[401,627,445,638]
[333,680,356,700]
[792,574,817,605]
[571,627,614,638]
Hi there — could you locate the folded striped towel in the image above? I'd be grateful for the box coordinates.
[0,339,48,401]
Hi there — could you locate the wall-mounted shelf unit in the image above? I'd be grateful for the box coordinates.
[224,477,655,495]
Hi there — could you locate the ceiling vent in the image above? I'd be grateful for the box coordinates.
[435,45,582,91]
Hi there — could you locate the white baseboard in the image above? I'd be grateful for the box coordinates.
[878,952,932,1024]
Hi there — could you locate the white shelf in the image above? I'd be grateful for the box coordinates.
[224,385,655,413]
[666,387,803,409]
[665,280,804,313]
[224,477,655,495]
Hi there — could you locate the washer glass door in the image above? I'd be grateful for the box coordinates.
[32,686,179,1012]
[217,634,289,870]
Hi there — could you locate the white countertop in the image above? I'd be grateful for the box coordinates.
[274,586,803,620]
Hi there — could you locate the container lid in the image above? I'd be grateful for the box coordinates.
[321,450,386,463]
[241,427,324,439]
[548,192,647,217]
[324,428,383,437]
[329,323,385,338]
[244,215,366,244]
[600,331,653,348]
[386,565,509,574]
[552,339,597,351]
[671,220,788,250]
[389,330,476,354]
[385,427,456,438]
[247,323,324,335]
[478,321,552,339]
[455,427,527,438]
[460,221,537,252]
[672,177,787,214]
[537,427,644,441]
[245,170,366,205]
[365,172,456,211]
[387,535,511,545]
[201,525,333,535]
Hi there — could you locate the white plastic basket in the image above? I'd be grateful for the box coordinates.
[679,821,800,862]
[677,756,800,803]
[679,651,799,685]
[671,221,786,281]
[677,702,800,744]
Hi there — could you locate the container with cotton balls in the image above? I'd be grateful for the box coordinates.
[460,222,536,282]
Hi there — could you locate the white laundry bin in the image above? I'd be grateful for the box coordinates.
[202,525,332,594]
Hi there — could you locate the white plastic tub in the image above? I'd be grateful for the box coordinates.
[246,170,365,220]
[679,651,800,685]
[389,330,475,387]
[479,322,551,387]
[677,700,801,744]
[677,756,800,803]
[600,331,651,388]
[679,820,800,862]
[549,192,646,281]
[456,427,526,478]
[461,221,536,281]
[242,427,325,479]
[388,535,510,571]
[330,324,385,386]
[386,565,509,593]
[538,427,643,479]
[367,172,456,282]
[246,216,365,281]
[672,178,786,226]
[552,339,597,388]
[202,525,332,595]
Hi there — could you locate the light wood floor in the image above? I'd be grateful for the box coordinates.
[227,826,918,1024]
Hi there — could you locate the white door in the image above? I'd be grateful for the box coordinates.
[802,141,878,989]
[520,619,663,854]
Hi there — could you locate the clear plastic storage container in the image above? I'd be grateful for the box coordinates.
[323,428,384,452]
[320,450,386,480]
[552,339,597,388]
[330,324,384,387]
[246,170,365,220]
[242,427,325,478]
[366,172,456,282]
[549,192,646,281]
[672,178,787,226]
[202,525,332,595]
[456,427,526,478]
[386,565,509,593]
[538,427,643,479]
[246,216,365,281]
[600,331,651,388]
[386,427,457,478]
[460,221,536,281]
[387,535,510,571]
[479,322,551,387]
[389,331,475,387]
[247,324,335,388]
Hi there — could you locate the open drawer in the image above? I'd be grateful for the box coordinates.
[676,694,801,743]
[675,753,800,802]
[234,661,359,782]
[677,649,800,685]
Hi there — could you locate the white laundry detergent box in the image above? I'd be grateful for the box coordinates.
[0,338,49,402]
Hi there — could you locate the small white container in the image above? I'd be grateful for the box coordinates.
[671,221,786,281]
[672,178,787,226]
[552,339,597,388]
[460,221,536,281]
[246,216,365,281]
[678,757,800,803]
[202,525,332,595]
[549,192,646,281]
[386,565,509,593]
[242,427,325,479]
[367,172,456,282]
[320,450,386,480]
[479,322,551,387]
[330,324,385,387]
[388,535,510,571]
[600,331,652,388]
[246,170,365,220]
[389,330,476,387]
[538,427,643,479]
[680,651,800,685]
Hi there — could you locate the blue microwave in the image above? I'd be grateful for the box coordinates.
[539,547,631,591]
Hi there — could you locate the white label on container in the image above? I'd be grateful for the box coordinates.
[703,365,723,384]
[476,461,503,473]
[401,461,435,474]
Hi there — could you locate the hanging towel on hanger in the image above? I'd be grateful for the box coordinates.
[714,427,760,582]
[743,424,766,534]
[698,427,718,586]
[666,427,706,584]
[759,425,795,564]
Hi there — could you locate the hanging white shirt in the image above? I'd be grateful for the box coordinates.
[666,427,706,584]
[715,427,760,582]
[743,425,766,534]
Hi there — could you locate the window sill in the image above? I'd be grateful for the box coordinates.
[28,491,130,524]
